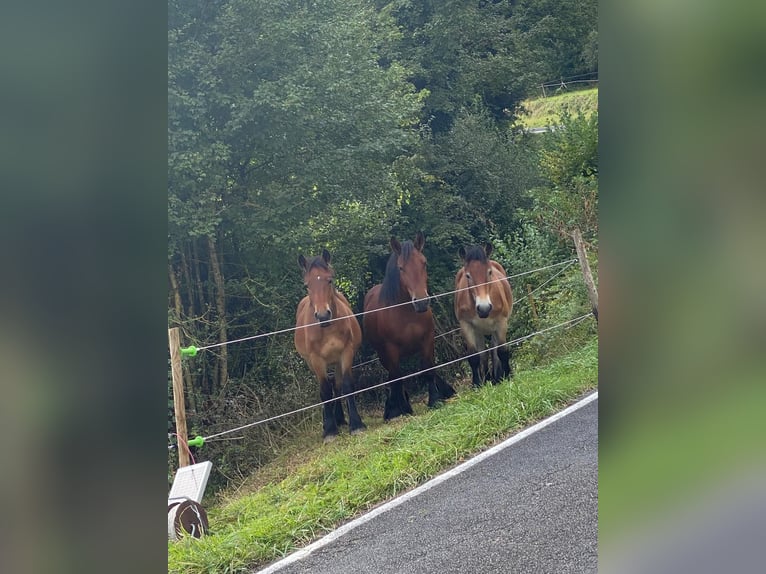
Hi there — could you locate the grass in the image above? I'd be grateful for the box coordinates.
[169,336,598,573]
[517,86,598,129]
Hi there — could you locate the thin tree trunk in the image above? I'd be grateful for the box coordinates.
[169,262,184,322]
[208,234,228,392]
[180,246,195,316]
[191,239,205,316]
[190,239,214,393]
[168,262,197,414]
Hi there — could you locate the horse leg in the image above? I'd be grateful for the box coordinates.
[489,346,502,384]
[339,351,366,434]
[480,346,490,384]
[328,373,347,427]
[386,379,413,420]
[499,344,512,380]
[319,375,339,442]
[423,337,455,407]
[461,322,483,387]
[495,322,512,381]
[485,334,498,383]
[467,353,482,387]
[381,345,410,420]
[310,357,338,442]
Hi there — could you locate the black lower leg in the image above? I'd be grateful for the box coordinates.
[341,373,366,433]
[436,372,455,399]
[467,354,482,387]
[499,345,512,379]
[320,379,338,439]
[334,399,347,426]
[327,374,346,425]
[385,380,411,420]
[428,372,455,407]
[489,348,501,383]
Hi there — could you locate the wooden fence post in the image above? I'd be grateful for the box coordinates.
[572,229,599,323]
[169,327,190,467]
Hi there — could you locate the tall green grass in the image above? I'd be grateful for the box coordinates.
[169,336,597,573]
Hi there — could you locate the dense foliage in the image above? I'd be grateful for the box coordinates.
[168,0,598,487]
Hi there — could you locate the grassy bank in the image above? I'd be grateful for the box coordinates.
[169,335,598,573]
[518,86,598,129]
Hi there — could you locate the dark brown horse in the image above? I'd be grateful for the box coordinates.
[363,233,455,419]
[295,249,365,442]
[454,243,514,386]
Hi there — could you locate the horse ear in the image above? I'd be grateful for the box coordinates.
[298,254,307,271]
[322,248,331,265]
[458,246,467,261]
[484,242,493,258]
[390,237,402,255]
[414,231,425,251]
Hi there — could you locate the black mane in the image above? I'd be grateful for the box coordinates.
[306,255,330,272]
[380,241,416,305]
[463,245,488,263]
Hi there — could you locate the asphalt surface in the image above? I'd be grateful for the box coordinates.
[257,393,598,574]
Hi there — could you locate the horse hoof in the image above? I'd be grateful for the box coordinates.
[350,426,366,435]
[323,434,338,444]
[384,409,402,421]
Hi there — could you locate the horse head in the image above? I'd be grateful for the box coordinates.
[391,231,430,313]
[298,248,336,327]
[459,243,495,319]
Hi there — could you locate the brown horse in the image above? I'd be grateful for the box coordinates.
[295,249,365,442]
[363,232,455,420]
[454,244,514,387]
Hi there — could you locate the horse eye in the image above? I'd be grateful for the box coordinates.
[466,273,472,280]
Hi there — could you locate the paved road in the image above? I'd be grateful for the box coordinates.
[257,393,598,574]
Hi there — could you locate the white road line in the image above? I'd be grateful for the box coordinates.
[255,390,598,574]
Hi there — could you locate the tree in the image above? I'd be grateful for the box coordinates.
[526,110,599,242]
[378,0,534,132]
[509,0,598,83]
[168,0,427,395]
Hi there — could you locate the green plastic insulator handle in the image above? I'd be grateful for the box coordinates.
[187,436,205,448]
[181,346,198,357]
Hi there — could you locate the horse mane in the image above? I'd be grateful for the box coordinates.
[463,245,488,264]
[305,256,331,272]
[380,241,415,305]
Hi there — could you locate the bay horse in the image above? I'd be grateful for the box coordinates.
[454,243,514,387]
[295,249,365,442]
[363,232,455,420]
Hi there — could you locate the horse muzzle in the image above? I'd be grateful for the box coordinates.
[315,309,333,326]
[476,302,492,319]
[412,297,430,313]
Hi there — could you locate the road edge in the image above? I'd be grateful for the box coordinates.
[254,390,599,573]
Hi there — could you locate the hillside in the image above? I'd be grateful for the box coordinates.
[517,87,598,129]
[169,334,598,573]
